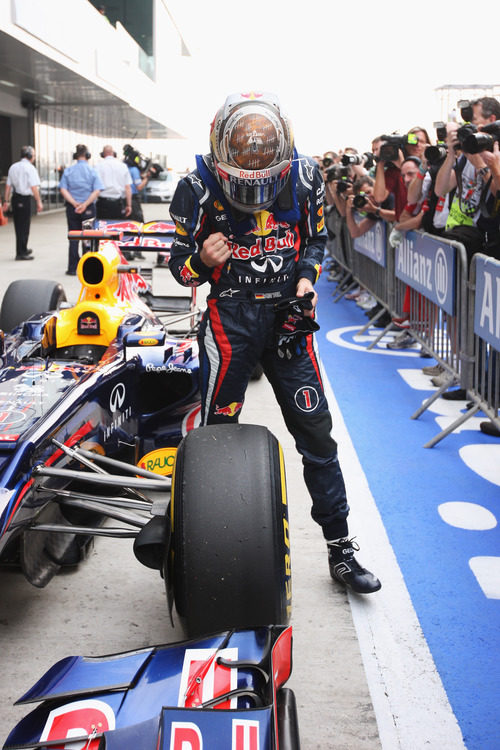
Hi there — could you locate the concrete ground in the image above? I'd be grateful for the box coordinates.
[0,206,382,749]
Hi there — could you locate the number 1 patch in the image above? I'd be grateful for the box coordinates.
[294,386,319,412]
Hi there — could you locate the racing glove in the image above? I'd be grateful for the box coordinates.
[274,292,320,359]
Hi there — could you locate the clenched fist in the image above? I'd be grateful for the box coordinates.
[200,232,231,267]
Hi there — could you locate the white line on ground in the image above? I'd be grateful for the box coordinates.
[322,371,467,750]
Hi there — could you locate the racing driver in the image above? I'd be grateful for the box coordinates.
[168,92,381,594]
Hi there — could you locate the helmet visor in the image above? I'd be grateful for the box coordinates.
[215,159,291,212]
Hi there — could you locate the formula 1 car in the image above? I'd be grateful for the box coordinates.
[0,221,291,638]
[3,625,299,750]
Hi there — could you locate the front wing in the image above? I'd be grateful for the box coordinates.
[3,626,299,750]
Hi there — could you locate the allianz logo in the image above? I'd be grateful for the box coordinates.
[397,238,449,302]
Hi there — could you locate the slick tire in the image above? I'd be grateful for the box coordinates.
[171,423,291,638]
[0,279,67,333]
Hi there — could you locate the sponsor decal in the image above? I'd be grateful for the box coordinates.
[251,255,283,274]
[176,222,188,236]
[294,386,319,412]
[188,174,203,189]
[395,231,455,315]
[253,210,289,237]
[317,218,325,232]
[104,383,130,439]
[143,221,175,233]
[180,257,200,284]
[214,200,224,210]
[168,719,261,749]
[170,212,187,223]
[138,337,161,346]
[353,220,387,268]
[109,383,125,413]
[302,160,314,181]
[145,363,191,373]
[138,447,177,476]
[214,401,243,417]
[228,231,295,260]
[474,255,500,348]
[78,311,100,336]
[178,646,238,708]
[239,168,271,179]
[40,699,115,749]
[318,205,324,217]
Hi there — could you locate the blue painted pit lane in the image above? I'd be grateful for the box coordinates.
[315,272,500,750]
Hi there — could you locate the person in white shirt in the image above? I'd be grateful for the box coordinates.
[2,146,43,260]
[94,145,132,219]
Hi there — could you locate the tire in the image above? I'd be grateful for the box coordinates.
[171,423,291,637]
[0,279,67,333]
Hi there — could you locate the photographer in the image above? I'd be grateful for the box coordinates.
[345,175,395,239]
[482,140,500,196]
[373,128,431,220]
[403,122,458,238]
[435,124,491,263]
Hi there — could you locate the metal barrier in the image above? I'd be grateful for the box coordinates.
[399,231,469,443]
[327,210,497,447]
[423,254,500,447]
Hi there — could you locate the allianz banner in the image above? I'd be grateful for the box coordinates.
[474,255,500,352]
[395,231,456,316]
[353,218,387,267]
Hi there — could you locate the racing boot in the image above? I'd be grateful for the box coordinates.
[327,538,381,594]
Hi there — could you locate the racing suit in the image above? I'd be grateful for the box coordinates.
[168,153,350,540]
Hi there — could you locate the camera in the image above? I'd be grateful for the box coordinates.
[425,144,448,166]
[456,123,477,150]
[336,178,352,195]
[341,152,374,170]
[352,193,368,209]
[379,133,418,163]
[461,120,500,155]
[325,164,349,183]
[322,156,334,169]
[434,121,448,143]
[123,144,164,177]
[458,99,474,124]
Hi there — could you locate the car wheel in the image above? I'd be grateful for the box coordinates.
[0,279,67,333]
[170,423,291,637]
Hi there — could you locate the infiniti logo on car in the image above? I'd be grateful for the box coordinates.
[110,383,126,413]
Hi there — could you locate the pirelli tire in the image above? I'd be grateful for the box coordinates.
[171,423,291,638]
[0,279,67,333]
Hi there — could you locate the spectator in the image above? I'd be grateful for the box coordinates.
[95,145,132,220]
[59,144,103,275]
[344,176,395,317]
[345,175,395,239]
[2,146,43,260]
[433,110,498,398]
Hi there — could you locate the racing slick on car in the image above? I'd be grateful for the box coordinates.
[168,91,381,594]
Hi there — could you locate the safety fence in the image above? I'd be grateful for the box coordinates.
[325,208,500,447]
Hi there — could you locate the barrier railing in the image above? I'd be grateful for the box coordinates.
[328,209,498,446]
[423,254,500,447]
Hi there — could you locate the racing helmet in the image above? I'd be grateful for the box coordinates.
[210,92,294,213]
